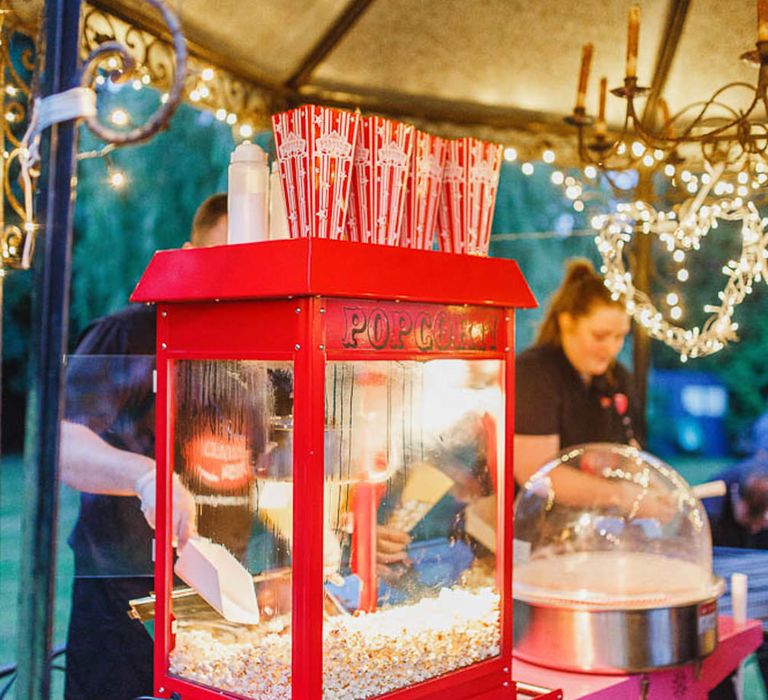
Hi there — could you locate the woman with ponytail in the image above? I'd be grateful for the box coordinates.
[514,258,640,489]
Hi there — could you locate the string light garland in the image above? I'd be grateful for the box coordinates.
[596,194,768,362]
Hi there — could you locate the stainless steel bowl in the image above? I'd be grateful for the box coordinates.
[513,577,725,673]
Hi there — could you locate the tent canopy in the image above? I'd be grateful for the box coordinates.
[16,0,750,162]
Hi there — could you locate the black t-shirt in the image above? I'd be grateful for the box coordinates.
[66,304,157,577]
[515,344,641,449]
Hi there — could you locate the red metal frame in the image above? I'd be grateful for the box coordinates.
[133,240,539,700]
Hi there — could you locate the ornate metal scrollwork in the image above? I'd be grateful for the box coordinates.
[1,3,36,269]
[2,0,280,270]
[80,0,187,144]
[0,0,190,270]
[81,2,274,133]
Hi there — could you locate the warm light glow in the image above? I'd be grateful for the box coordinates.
[542,149,555,164]
[110,109,129,126]
[226,112,238,125]
[670,306,683,321]
[503,147,517,162]
[673,249,685,263]
[631,141,645,157]
[666,292,679,306]
[573,200,584,212]
[664,163,675,177]
[584,165,597,179]
[202,67,215,81]
[215,108,227,121]
[677,269,689,282]
[239,124,254,138]
[521,162,534,176]
[551,170,565,185]
[108,170,126,189]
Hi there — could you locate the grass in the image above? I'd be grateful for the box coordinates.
[1,453,80,697]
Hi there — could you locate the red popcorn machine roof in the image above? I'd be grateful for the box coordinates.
[130,237,537,309]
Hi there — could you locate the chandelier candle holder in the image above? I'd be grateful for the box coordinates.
[566,1,768,181]
[345,115,414,246]
[272,105,359,239]
[399,130,447,251]
[437,137,503,256]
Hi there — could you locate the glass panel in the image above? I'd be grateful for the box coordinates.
[323,359,503,698]
[168,360,294,699]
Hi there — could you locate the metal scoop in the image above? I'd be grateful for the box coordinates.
[174,536,260,625]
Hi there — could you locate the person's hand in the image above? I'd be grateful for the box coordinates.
[376,525,411,582]
[377,525,411,564]
[634,489,678,522]
[134,470,197,548]
[323,525,343,584]
[617,484,677,523]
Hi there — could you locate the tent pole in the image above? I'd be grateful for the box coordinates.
[16,1,82,697]
[632,170,654,443]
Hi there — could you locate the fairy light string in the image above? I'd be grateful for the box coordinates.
[596,196,768,362]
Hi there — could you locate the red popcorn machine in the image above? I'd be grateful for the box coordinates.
[130,236,560,700]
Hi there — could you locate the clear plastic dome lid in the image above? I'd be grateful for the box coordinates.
[513,443,723,609]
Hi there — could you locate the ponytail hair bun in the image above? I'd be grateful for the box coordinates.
[562,259,599,288]
[535,257,624,347]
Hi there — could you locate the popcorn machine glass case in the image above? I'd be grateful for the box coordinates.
[130,238,535,700]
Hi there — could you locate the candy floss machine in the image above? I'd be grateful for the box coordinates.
[129,238,539,700]
[513,443,725,674]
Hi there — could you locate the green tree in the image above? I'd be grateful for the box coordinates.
[70,89,235,334]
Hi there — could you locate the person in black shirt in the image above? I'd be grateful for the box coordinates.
[513,259,667,516]
[60,194,228,700]
[706,413,768,548]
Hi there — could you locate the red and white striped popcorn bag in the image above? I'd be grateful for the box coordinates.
[272,105,359,239]
[399,131,447,250]
[346,116,414,245]
[437,138,503,256]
